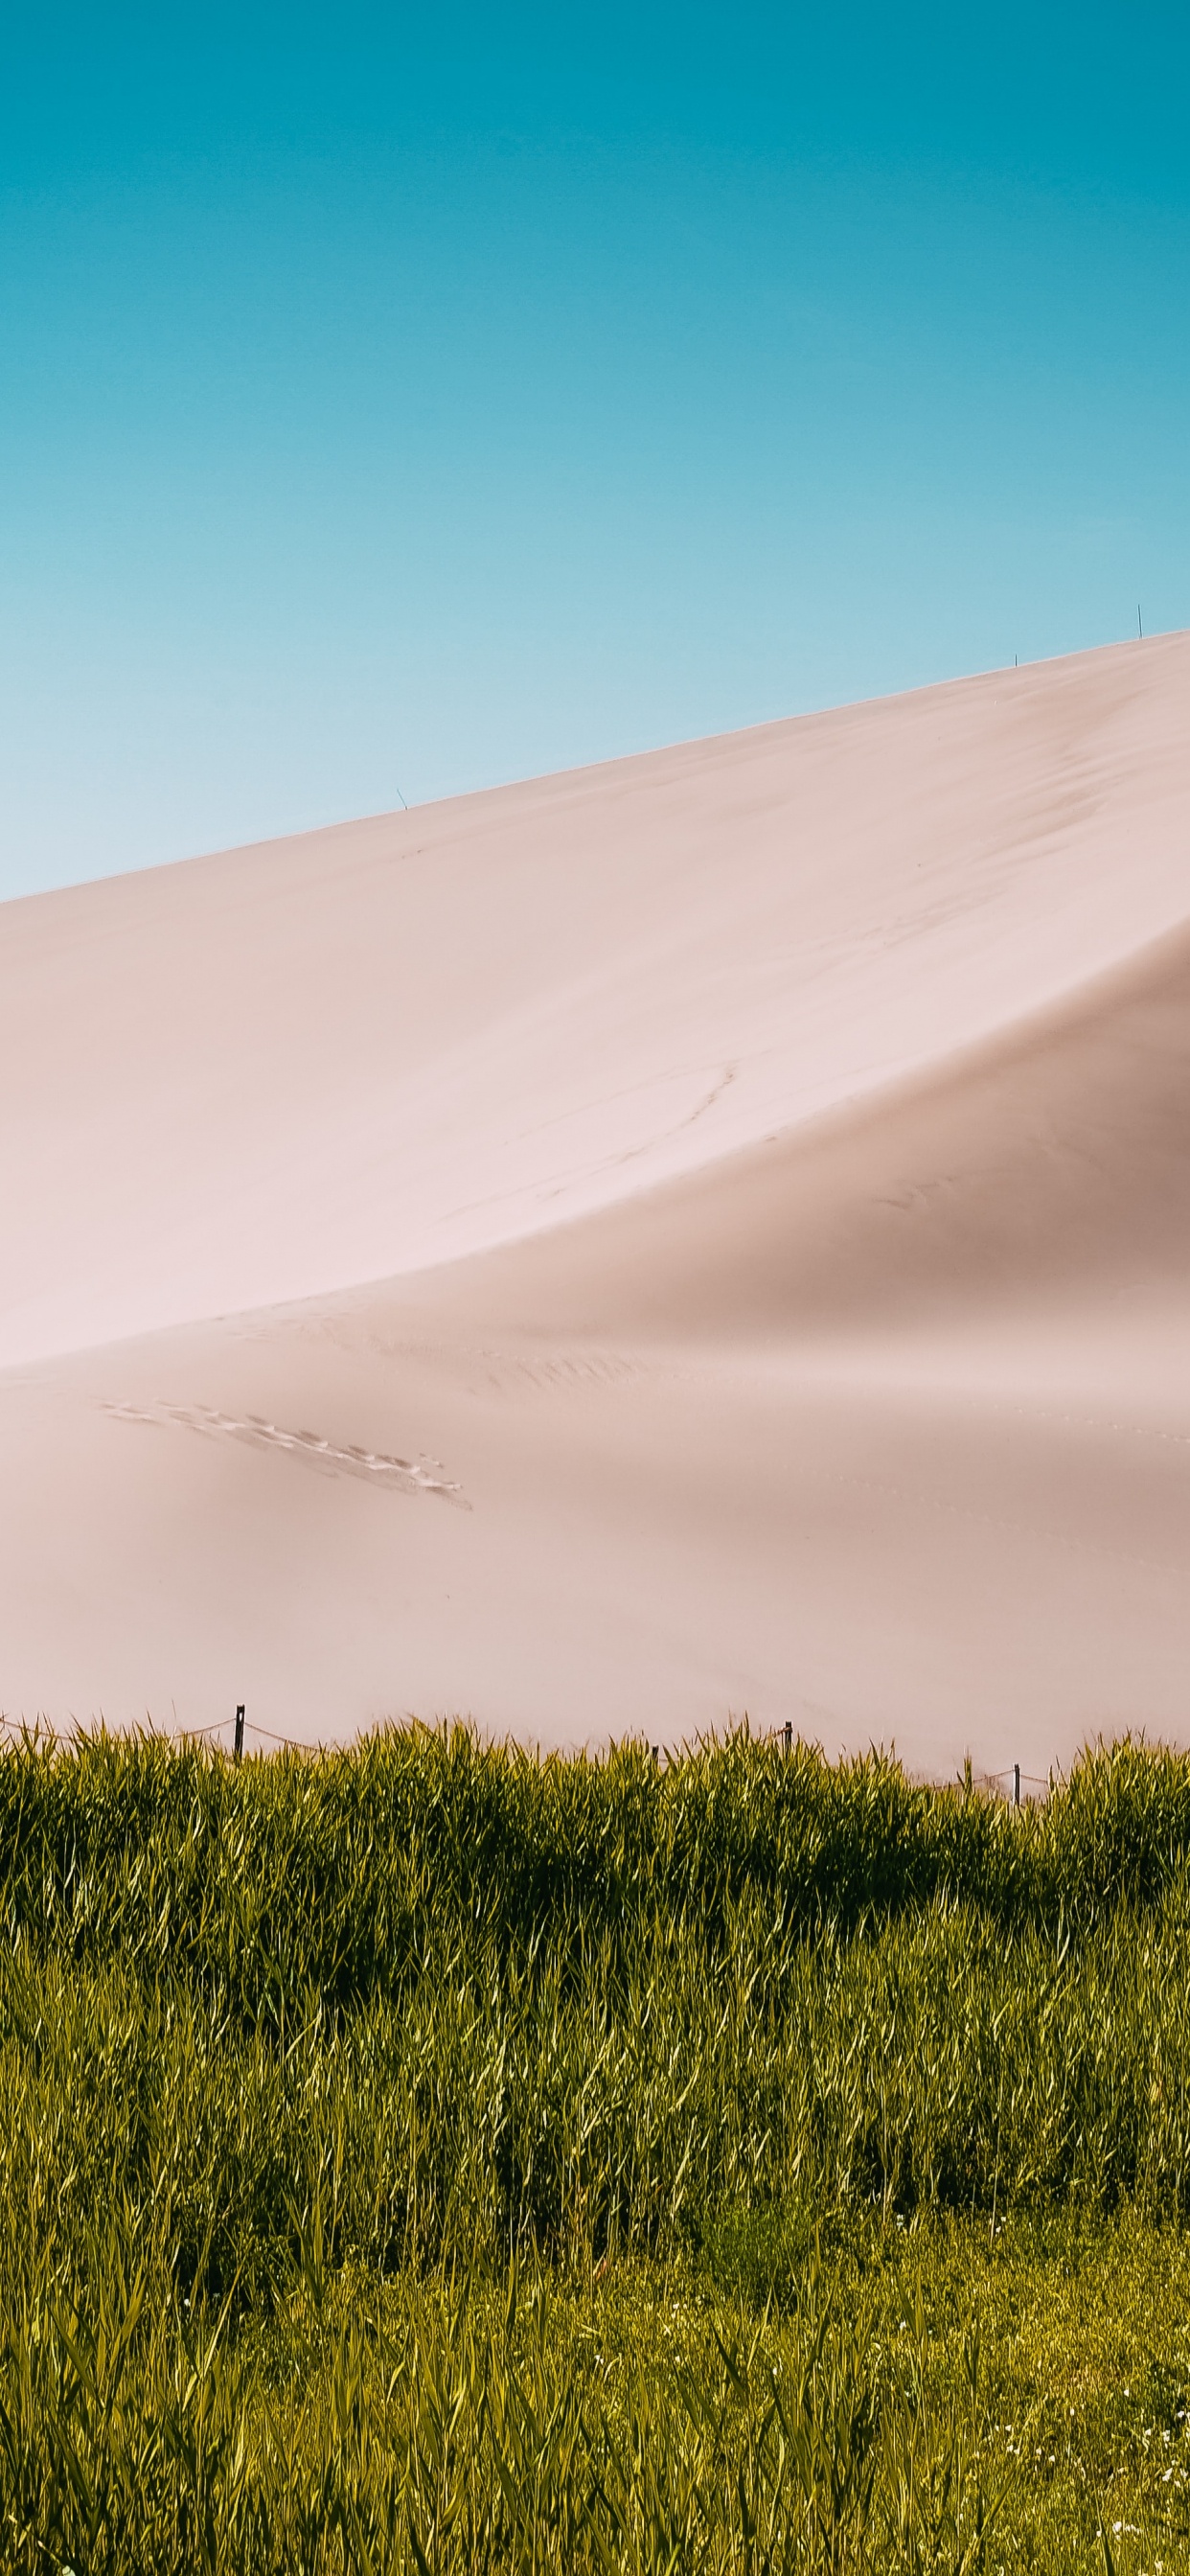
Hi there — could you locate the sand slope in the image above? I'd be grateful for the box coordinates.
[2,633,1189,1768]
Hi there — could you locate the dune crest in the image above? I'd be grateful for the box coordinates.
[3,633,1190,1767]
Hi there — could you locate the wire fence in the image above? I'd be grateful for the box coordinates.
[0,1707,1061,1795]
[756,1724,1054,1803]
[0,1709,324,1757]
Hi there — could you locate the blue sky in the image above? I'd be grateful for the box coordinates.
[1,4,1187,896]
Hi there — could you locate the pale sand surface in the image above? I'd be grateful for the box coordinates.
[2,633,1189,1769]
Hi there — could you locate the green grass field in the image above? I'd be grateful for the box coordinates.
[2,1724,1189,2570]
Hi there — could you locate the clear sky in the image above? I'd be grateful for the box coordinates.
[1,4,1187,898]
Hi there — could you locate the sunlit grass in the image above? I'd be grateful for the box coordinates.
[1,1723,1189,2568]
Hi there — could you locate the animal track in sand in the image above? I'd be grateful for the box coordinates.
[102,1401,469,1506]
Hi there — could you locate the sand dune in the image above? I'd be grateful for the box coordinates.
[2,633,1189,1769]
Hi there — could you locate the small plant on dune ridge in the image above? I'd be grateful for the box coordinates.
[0,1724,1189,2567]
